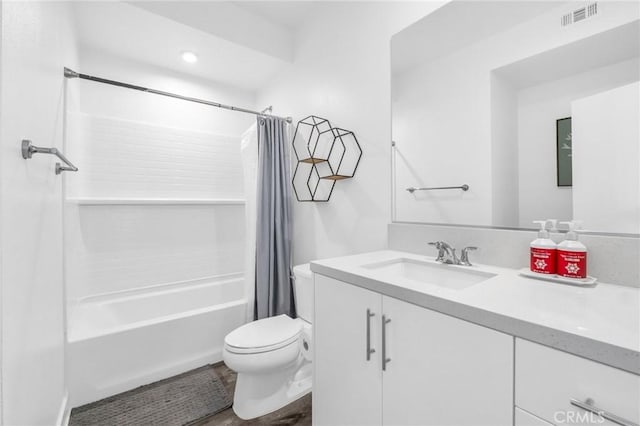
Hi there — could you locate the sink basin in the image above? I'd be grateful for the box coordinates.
[361,258,496,290]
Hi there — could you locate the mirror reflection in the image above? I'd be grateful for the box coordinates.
[391,1,639,234]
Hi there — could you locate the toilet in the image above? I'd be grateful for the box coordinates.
[222,264,313,420]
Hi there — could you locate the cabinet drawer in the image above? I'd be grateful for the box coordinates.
[515,407,553,426]
[516,338,639,426]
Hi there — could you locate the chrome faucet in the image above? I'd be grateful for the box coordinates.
[428,241,478,266]
[460,246,478,266]
[428,241,458,264]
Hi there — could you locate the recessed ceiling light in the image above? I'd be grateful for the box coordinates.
[181,51,198,63]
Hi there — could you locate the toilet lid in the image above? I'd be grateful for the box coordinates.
[225,315,302,352]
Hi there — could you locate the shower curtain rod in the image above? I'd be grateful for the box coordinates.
[64,68,293,123]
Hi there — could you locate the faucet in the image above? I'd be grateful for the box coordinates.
[460,246,478,266]
[428,241,458,264]
[428,241,478,266]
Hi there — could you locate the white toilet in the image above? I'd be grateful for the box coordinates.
[222,264,313,420]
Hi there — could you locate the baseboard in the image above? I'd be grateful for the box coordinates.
[56,391,71,426]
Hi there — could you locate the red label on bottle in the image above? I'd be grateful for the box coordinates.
[557,250,587,278]
[530,247,556,274]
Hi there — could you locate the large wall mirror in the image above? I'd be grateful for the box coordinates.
[391,1,639,234]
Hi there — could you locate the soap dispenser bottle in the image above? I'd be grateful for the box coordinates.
[530,220,556,274]
[557,221,587,279]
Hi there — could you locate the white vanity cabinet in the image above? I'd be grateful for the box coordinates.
[314,274,383,426]
[314,274,514,426]
[514,408,553,426]
[515,339,640,426]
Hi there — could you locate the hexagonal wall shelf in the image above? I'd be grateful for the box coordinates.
[292,116,333,164]
[292,116,362,202]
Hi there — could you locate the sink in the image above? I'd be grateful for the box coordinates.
[361,258,496,290]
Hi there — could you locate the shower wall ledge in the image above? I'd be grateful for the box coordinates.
[66,197,246,205]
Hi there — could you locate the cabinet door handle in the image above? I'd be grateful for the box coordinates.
[381,315,391,371]
[570,398,639,426]
[366,309,376,361]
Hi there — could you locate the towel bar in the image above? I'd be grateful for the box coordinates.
[406,184,469,193]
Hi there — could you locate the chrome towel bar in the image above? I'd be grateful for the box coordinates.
[21,140,78,175]
[406,184,469,193]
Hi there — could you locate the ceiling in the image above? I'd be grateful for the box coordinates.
[233,1,322,31]
[128,1,298,62]
[392,1,567,75]
[73,1,342,91]
[493,20,640,89]
[74,1,299,91]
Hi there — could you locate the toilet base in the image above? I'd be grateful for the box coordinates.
[232,358,312,420]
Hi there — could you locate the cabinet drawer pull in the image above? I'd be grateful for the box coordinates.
[366,309,375,361]
[570,398,638,426]
[382,315,391,371]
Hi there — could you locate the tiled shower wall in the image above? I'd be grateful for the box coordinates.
[66,114,244,200]
[64,51,254,301]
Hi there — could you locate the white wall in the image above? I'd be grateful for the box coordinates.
[392,1,639,227]
[572,82,640,234]
[256,2,444,265]
[0,2,77,424]
[65,50,254,301]
[393,45,493,225]
[517,59,639,227]
[490,73,519,227]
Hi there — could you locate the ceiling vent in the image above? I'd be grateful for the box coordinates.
[561,2,598,27]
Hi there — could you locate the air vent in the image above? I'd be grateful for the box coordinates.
[561,2,598,27]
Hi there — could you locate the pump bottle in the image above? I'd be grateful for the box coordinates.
[530,220,556,274]
[557,221,587,279]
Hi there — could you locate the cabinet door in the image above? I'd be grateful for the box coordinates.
[314,274,383,426]
[381,296,513,426]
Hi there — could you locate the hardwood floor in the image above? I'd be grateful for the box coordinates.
[191,362,312,426]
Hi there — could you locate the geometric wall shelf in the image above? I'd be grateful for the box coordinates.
[314,127,362,180]
[292,115,333,165]
[292,115,362,202]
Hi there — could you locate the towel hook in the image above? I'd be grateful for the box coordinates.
[21,140,78,175]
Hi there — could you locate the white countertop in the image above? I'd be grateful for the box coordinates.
[310,250,640,374]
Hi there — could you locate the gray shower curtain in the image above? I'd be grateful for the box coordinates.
[254,116,295,320]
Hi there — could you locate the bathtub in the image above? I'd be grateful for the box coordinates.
[67,274,246,407]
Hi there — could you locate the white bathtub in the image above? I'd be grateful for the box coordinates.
[67,274,246,407]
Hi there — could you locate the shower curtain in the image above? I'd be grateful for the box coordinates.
[253,116,295,320]
[240,123,258,322]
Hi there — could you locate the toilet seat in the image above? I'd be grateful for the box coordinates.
[224,314,302,354]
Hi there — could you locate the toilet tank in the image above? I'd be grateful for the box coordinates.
[293,264,314,323]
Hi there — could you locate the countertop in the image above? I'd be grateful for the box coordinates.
[310,250,640,375]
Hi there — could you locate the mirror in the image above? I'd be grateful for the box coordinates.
[391,1,640,234]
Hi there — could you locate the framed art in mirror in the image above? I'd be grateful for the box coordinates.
[556,117,572,187]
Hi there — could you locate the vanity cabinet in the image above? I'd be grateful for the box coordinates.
[314,274,383,426]
[515,339,640,426]
[514,408,553,426]
[314,274,513,426]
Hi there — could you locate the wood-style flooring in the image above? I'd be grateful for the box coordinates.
[191,362,312,426]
